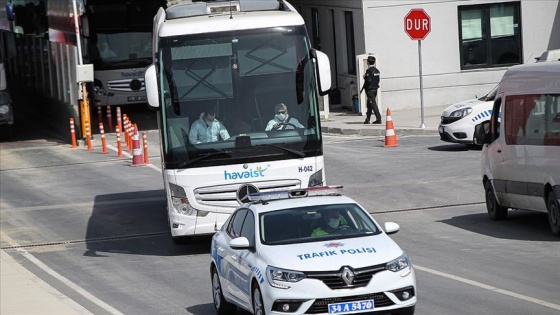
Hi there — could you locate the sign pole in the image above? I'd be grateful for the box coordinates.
[418,40,425,128]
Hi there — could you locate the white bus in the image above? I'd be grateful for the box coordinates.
[144,0,332,244]
[48,0,166,106]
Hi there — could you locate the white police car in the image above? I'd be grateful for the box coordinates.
[210,186,416,315]
[439,85,498,146]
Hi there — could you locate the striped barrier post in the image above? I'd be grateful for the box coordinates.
[99,122,108,154]
[143,131,150,164]
[69,118,78,148]
[106,105,113,132]
[116,126,123,157]
[85,121,93,151]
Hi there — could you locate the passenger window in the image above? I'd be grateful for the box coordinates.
[229,209,248,238]
[504,95,527,145]
[240,212,255,247]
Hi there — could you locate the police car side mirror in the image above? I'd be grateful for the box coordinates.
[230,237,252,250]
[384,222,400,235]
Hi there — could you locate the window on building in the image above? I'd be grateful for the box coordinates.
[458,2,522,70]
[311,8,321,50]
[345,11,356,74]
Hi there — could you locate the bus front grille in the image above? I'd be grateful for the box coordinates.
[193,180,301,208]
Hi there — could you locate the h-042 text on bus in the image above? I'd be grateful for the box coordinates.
[405,8,431,128]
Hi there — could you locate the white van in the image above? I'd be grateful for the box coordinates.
[474,61,560,236]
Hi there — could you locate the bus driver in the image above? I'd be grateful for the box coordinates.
[189,109,230,144]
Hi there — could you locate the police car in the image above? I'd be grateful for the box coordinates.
[439,85,498,146]
[210,186,416,315]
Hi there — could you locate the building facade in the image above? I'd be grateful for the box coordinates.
[291,0,560,113]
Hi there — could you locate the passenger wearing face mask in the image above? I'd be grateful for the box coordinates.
[265,103,304,131]
[189,109,230,144]
[311,209,349,237]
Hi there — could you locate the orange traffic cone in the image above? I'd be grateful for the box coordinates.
[131,124,145,166]
[383,108,399,148]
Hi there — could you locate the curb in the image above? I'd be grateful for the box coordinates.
[321,127,439,136]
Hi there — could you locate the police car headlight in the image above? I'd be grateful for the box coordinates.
[450,107,473,118]
[266,266,305,289]
[386,253,411,272]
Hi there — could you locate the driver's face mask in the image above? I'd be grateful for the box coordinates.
[276,112,286,121]
[328,218,340,229]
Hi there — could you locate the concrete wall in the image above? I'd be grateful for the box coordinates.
[290,0,560,111]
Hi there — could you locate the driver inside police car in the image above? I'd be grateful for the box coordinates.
[311,209,348,237]
[265,103,304,131]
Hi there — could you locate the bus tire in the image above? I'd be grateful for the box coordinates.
[485,181,508,220]
[547,191,560,236]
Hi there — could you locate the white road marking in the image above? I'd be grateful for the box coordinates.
[106,145,162,172]
[1,232,124,315]
[415,264,560,311]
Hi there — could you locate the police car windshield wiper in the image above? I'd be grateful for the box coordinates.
[254,144,305,158]
[178,151,232,168]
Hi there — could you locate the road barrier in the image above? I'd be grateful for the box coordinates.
[116,126,123,157]
[85,121,93,151]
[106,105,113,132]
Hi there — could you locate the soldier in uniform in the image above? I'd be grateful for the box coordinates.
[360,56,382,124]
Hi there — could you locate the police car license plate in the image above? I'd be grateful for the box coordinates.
[328,299,374,314]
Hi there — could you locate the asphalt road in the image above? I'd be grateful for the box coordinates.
[1,129,559,315]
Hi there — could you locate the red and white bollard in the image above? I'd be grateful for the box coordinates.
[116,106,122,135]
[69,118,78,148]
[142,131,150,164]
[116,126,123,157]
[85,121,93,151]
[106,105,113,132]
[131,124,145,166]
[99,122,108,154]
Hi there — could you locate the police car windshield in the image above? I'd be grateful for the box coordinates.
[259,203,381,245]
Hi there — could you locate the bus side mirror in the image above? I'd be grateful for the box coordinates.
[145,64,160,110]
[312,49,331,96]
[474,121,490,145]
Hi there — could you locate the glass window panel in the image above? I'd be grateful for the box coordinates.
[490,5,514,37]
[461,10,483,40]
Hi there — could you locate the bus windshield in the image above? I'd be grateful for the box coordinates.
[158,26,323,169]
[86,1,161,69]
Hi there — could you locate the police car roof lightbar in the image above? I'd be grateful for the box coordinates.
[247,186,343,203]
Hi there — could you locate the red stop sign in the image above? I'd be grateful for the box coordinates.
[405,9,431,40]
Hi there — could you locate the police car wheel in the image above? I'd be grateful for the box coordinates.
[485,182,508,220]
[252,285,265,315]
[211,266,236,315]
[547,192,560,236]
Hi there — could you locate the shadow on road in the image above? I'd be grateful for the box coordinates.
[427,143,483,152]
[439,211,558,241]
[84,189,213,257]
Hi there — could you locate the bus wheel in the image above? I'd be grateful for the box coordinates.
[485,182,508,220]
[547,192,560,236]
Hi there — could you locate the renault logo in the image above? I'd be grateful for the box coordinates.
[237,184,259,204]
[341,266,355,286]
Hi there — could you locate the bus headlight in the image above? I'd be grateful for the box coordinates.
[169,183,193,215]
[308,169,323,187]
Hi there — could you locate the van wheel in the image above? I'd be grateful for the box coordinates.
[485,182,508,220]
[547,192,560,236]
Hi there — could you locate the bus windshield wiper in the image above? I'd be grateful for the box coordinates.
[254,144,305,158]
[177,151,232,168]
[104,57,152,67]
